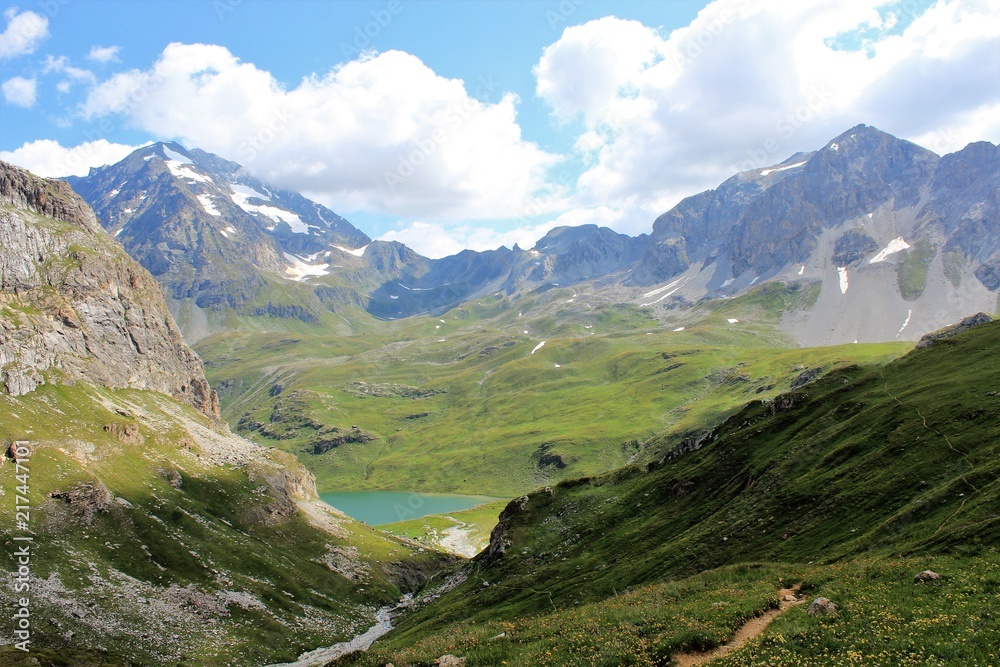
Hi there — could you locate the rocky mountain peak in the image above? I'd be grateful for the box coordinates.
[0,160,220,418]
[1,161,102,234]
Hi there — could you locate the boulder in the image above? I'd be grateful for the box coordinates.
[807,597,838,617]
[914,570,941,583]
[434,656,466,667]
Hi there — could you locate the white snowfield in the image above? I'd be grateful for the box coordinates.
[162,145,190,164]
[897,309,913,336]
[642,278,684,299]
[838,267,850,294]
[162,145,213,184]
[229,183,309,233]
[760,161,806,176]
[166,160,212,184]
[197,194,221,217]
[335,244,368,257]
[283,252,330,281]
[869,237,911,263]
[531,341,546,355]
[641,278,687,306]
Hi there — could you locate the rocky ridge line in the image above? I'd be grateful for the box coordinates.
[0,160,220,418]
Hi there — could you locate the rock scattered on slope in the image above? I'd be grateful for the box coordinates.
[807,597,838,617]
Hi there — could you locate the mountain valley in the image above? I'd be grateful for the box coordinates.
[2,124,998,666]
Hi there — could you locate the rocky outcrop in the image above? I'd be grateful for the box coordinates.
[50,481,113,523]
[308,427,376,455]
[344,381,446,399]
[916,313,994,348]
[485,495,530,562]
[975,258,1000,291]
[832,230,879,266]
[0,161,220,419]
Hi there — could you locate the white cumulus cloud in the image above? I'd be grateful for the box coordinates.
[0,138,143,177]
[536,0,1000,234]
[79,42,559,221]
[88,45,121,63]
[0,8,48,59]
[2,76,36,107]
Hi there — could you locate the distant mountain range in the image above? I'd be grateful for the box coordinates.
[65,125,999,344]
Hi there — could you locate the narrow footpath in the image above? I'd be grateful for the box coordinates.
[672,586,803,666]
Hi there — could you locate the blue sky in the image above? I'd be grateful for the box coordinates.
[2,0,998,257]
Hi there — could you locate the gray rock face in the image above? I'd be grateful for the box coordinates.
[530,225,647,283]
[832,230,879,266]
[0,161,220,418]
[725,125,938,277]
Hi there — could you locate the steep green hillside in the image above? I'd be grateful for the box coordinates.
[197,288,907,498]
[341,319,1000,666]
[0,384,446,666]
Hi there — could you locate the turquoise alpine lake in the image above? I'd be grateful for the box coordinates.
[319,491,497,526]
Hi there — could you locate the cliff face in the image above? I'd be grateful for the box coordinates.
[0,161,220,418]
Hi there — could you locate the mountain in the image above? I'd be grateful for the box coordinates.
[356,127,999,342]
[635,125,999,344]
[0,161,445,665]
[66,128,998,346]
[66,142,651,329]
[67,142,372,340]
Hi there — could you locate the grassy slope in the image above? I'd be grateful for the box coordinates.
[0,383,446,666]
[197,286,908,498]
[342,320,1000,666]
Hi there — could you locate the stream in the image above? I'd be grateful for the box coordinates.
[266,599,405,667]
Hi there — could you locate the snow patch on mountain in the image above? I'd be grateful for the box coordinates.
[642,277,683,298]
[531,341,546,354]
[869,237,911,263]
[760,161,806,176]
[166,160,213,184]
[897,309,913,337]
[641,278,687,306]
[162,145,191,164]
[335,245,368,257]
[838,267,849,294]
[283,252,329,281]
[230,183,270,203]
[229,184,307,232]
[197,194,221,217]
